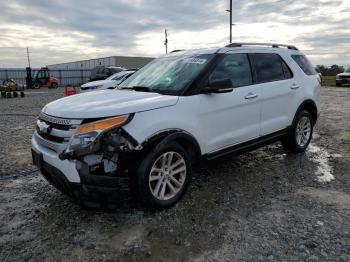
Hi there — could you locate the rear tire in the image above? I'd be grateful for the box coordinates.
[51,83,58,89]
[136,142,192,209]
[282,110,313,153]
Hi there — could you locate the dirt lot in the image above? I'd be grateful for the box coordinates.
[0,87,349,261]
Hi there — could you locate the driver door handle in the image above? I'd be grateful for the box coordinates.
[245,92,258,100]
[290,84,300,90]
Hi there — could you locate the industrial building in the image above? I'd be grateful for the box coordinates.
[47,56,154,70]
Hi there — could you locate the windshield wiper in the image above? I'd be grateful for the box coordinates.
[121,86,154,92]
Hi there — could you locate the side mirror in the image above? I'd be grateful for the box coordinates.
[201,78,234,94]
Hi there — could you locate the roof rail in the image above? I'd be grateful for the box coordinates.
[225,42,298,50]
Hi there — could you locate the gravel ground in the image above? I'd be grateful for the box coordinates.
[0,87,349,261]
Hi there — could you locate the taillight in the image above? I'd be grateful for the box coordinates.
[317,74,322,85]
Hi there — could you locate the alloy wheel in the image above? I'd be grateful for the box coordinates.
[148,151,186,201]
[295,116,311,147]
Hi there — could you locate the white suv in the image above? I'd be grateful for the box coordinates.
[32,43,321,209]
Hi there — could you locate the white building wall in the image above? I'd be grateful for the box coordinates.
[47,56,154,70]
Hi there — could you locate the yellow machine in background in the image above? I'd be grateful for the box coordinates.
[0,79,25,98]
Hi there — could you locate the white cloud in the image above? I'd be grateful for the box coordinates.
[0,0,349,67]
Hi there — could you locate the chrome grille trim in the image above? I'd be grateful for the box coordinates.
[49,128,75,140]
[34,131,68,154]
[39,112,82,126]
[36,120,75,140]
[35,114,82,153]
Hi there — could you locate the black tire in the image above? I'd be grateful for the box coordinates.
[282,110,313,153]
[1,91,5,98]
[13,91,18,97]
[6,92,12,98]
[136,142,192,209]
[51,83,58,89]
[336,83,342,87]
[20,91,25,97]
[34,83,41,89]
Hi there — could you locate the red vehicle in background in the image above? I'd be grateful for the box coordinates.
[26,67,59,89]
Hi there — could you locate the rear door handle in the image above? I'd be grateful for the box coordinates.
[290,84,300,90]
[245,92,258,99]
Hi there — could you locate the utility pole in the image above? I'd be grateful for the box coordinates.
[26,47,31,68]
[226,0,233,43]
[164,29,168,54]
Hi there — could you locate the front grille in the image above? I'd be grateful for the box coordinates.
[39,132,65,143]
[35,113,83,153]
[42,121,71,131]
[39,112,81,125]
[340,75,350,79]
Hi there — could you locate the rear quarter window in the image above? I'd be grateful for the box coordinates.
[291,55,317,75]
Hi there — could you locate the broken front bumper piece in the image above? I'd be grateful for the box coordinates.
[32,148,131,207]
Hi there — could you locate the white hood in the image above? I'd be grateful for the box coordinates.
[43,90,179,119]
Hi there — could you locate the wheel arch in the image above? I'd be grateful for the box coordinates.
[141,129,202,166]
[294,99,318,125]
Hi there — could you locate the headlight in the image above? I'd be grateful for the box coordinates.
[336,75,340,79]
[60,115,130,159]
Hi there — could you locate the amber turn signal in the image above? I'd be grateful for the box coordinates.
[76,115,129,134]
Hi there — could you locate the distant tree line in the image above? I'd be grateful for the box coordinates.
[316,65,345,76]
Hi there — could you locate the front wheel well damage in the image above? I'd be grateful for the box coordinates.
[140,130,201,166]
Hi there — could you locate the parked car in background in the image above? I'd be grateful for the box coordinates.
[32,43,320,209]
[81,70,136,92]
[89,66,126,81]
[336,67,350,86]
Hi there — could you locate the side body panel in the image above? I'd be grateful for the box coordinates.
[197,85,261,153]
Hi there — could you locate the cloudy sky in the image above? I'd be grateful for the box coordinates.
[0,0,349,68]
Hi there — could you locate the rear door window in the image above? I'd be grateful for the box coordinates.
[209,53,253,88]
[251,53,287,83]
[281,59,293,79]
[291,55,317,75]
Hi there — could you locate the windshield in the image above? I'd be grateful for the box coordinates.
[119,54,214,95]
[346,67,350,73]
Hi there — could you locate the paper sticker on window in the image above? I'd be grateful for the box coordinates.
[185,58,207,64]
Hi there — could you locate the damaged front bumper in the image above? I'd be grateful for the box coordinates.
[36,154,130,208]
[31,129,136,206]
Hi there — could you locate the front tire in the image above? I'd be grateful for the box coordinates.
[136,142,192,209]
[336,83,342,87]
[282,110,313,153]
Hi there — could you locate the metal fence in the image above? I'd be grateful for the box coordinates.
[0,68,91,86]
